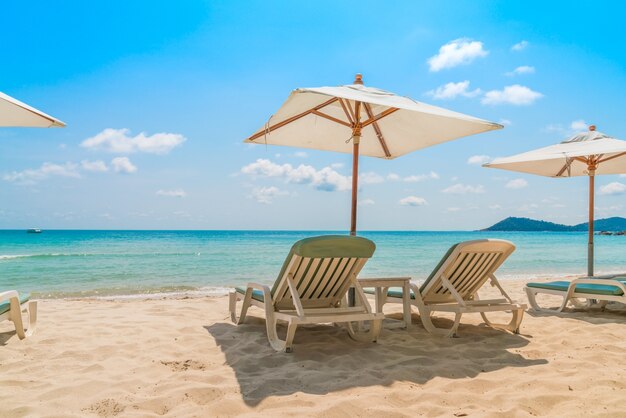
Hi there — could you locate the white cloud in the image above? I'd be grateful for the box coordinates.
[518,203,539,212]
[359,198,375,206]
[81,128,186,154]
[294,151,308,158]
[387,173,401,181]
[482,85,543,105]
[446,207,461,212]
[241,159,350,192]
[111,157,138,174]
[506,65,535,76]
[570,119,588,132]
[499,119,512,126]
[620,174,626,178]
[467,155,491,165]
[442,183,486,194]
[545,119,588,136]
[156,189,187,198]
[81,160,108,172]
[427,39,488,72]
[426,80,481,99]
[599,182,626,196]
[3,162,80,185]
[489,204,503,210]
[251,186,288,204]
[360,172,385,184]
[399,196,428,206]
[330,163,344,169]
[403,171,439,182]
[511,40,529,51]
[505,178,528,189]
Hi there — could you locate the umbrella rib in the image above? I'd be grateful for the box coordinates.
[343,99,357,124]
[338,99,354,125]
[361,107,399,128]
[364,103,391,158]
[556,158,573,177]
[247,97,339,141]
[310,110,352,127]
[598,151,626,164]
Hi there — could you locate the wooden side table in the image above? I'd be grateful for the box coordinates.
[357,277,412,329]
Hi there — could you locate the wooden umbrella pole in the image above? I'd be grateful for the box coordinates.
[588,168,595,277]
[350,74,364,236]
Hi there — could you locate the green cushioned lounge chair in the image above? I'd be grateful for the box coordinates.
[229,235,384,352]
[0,290,37,340]
[526,278,626,312]
[365,239,526,337]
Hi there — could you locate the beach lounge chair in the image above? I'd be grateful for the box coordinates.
[0,290,37,339]
[229,235,384,352]
[366,239,526,337]
[526,278,626,312]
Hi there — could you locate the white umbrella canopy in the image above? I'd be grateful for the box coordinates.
[246,74,502,235]
[0,91,65,127]
[484,126,626,277]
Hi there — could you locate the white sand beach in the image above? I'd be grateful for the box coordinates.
[1,279,625,417]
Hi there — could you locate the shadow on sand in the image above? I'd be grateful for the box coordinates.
[206,312,547,406]
[527,300,626,325]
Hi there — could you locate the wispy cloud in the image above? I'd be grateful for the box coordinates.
[441,183,486,194]
[241,158,351,192]
[111,157,138,174]
[506,178,528,189]
[482,85,543,105]
[399,196,428,206]
[427,39,488,72]
[387,172,439,182]
[544,119,588,136]
[3,162,80,185]
[359,198,375,206]
[156,189,187,198]
[505,65,535,76]
[511,40,529,51]
[426,81,481,99]
[251,186,288,204]
[599,182,626,195]
[81,128,186,154]
[467,155,490,165]
[81,160,108,172]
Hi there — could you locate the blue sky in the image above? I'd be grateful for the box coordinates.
[1,0,625,230]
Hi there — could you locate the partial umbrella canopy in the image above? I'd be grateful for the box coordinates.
[0,91,65,127]
[484,126,626,277]
[245,74,503,234]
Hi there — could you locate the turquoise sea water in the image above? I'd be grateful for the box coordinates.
[1,230,625,298]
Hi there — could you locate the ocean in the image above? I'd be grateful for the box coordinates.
[1,230,625,299]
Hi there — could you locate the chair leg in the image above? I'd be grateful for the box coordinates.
[9,299,27,340]
[24,301,37,337]
[480,307,525,334]
[525,287,568,313]
[418,308,462,338]
[346,318,382,342]
[229,290,252,325]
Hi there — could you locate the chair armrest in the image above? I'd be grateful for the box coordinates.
[244,282,273,303]
[0,290,19,303]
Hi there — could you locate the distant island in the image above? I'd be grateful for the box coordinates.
[482,216,626,232]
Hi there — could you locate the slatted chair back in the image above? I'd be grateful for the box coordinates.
[270,235,376,311]
[419,239,515,304]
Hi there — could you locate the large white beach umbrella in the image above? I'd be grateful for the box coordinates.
[0,91,65,127]
[484,126,626,277]
[245,74,502,235]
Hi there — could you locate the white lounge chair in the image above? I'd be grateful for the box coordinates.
[229,235,384,352]
[526,278,626,312]
[0,290,37,339]
[366,239,526,337]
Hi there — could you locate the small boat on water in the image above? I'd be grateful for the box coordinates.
[27,228,42,233]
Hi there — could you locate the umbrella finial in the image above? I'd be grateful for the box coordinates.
[354,74,363,85]
[589,125,596,131]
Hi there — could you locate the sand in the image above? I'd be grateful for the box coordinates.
[1,279,626,417]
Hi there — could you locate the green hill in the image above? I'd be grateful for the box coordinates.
[482,216,626,232]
